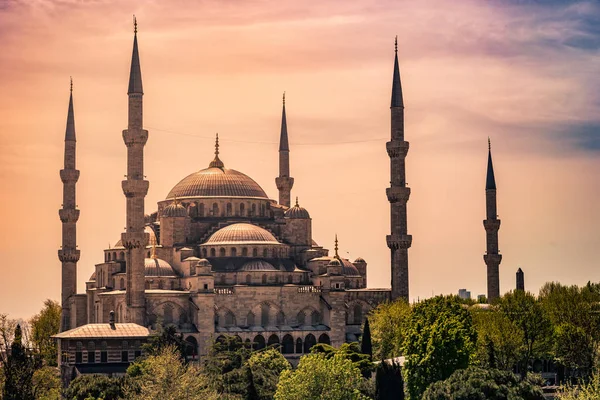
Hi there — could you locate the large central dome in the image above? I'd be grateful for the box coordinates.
[167,167,268,199]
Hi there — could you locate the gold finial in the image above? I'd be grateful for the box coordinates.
[334,234,339,258]
[151,242,157,259]
[133,15,137,34]
[70,76,73,93]
[283,91,286,106]
[209,133,224,168]
[488,137,491,151]
[395,35,398,53]
[173,196,179,206]
[295,196,299,207]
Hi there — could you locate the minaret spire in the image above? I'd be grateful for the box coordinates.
[387,37,412,301]
[484,138,501,301]
[121,22,149,325]
[209,133,224,168]
[59,78,81,331]
[276,91,294,207]
[334,234,339,258]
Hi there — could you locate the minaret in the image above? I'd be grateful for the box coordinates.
[58,78,80,332]
[484,138,502,301]
[121,17,148,325]
[275,92,294,207]
[386,37,412,301]
[516,268,524,291]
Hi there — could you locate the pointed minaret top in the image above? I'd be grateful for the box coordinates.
[209,133,225,168]
[127,15,143,95]
[334,234,339,258]
[279,92,289,151]
[486,138,497,190]
[65,78,76,141]
[295,196,299,207]
[391,36,404,108]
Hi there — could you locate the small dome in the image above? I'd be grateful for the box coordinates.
[284,203,310,219]
[341,259,361,276]
[353,257,366,264]
[328,258,342,267]
[89,271,97,281]
[144,258,177,277]
[205,223,280,245]
[239,260,278,272]
[162,202,187,218]
[197,258,212,268]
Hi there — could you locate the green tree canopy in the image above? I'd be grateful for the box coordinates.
[274,353,370,400]
[422,367,545,400]
[64,374,124,400]
[143,324,189,361]
[246,348,291,400]
[402,296,477,400]
[369,300,411,360]
[3,324,40,400]
[29,299,61,367]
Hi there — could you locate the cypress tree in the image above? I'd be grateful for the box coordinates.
[375,360,404,400]
[361,318,373,359]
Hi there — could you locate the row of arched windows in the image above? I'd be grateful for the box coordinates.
[202,246,286,258]
[106,251,125,262]
[216,333,330,354]
[216,307,322,328]
[185,201,268,218]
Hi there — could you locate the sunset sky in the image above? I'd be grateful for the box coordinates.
[0,0,598,318]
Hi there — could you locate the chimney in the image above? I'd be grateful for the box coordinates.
[109,310,116,329]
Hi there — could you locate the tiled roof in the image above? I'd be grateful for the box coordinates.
[53,323,149,339]
[166,167,268,199]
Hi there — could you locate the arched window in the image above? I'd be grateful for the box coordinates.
[210,248,216,257]
[242,247,248,257]
[276,311,285,325]
[113,252,117,260]
[212,203,219,216]
[262,274,267,284]
[251,204,256,216]
[261,303,270,326]
[202,248,207,258]
[246,274,251,284]
[185,336,198,361]
[163,304,173,325]
[282,335,294,354]
[252,248,258,257]
[120,278,125,290]
[275,275,279,284]
[179,312,188,325]
[224,311,235,327]
[297,311,306,326]
[353,304,362,325]
[231,248,237,257]
[120,252,125,260]
[295,338,303,354]
[318,333,331,345]
[247,312,255,326]
[199,203,205,217]
[170,281,176,290]
[267,334,280,348]
[240,203,245,216]
[219,248,226,257]
[226,203,232,216]
[263,248,268,258]
[107,253,111,262]
[253,335,265,351]
[311,311,321,325]
[260,204,265,217]
[287,275,293,284]
[304,334,316,353]
[145,281,150,289]
[158,280,164,290]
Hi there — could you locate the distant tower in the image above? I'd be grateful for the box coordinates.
[484,138,502,301]
[121,17,148,325]
[386,37,412,301]
[275,92,294,207]
[516,268,524,291]
[58,78,80,332]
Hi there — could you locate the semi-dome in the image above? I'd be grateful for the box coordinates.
[239,260,279,272]
[166,167,268,199]
[353,257,366,263]
[144,257,177,277]
[162,201,187,217]
[205,223,280,245]
[284,198,310,219]
[341,259,361,276]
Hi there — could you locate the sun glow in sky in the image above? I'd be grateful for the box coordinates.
[0,0,599,318]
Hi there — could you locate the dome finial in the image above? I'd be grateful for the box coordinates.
[295,196,299,207]
[395,35,398,53]
[133,15,137,35]
[70,76,73,93]
[488,136,491,151]
[151,242,157,259]
[334,234,339,258]
[209,133,224,168]
[283,91,286,106]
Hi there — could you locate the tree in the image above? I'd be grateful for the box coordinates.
[246,348,291,400]
[29,299,61,367]
[402,296,477,400]
[143,324,189,361]
[3,324,40,400]
[32,366,61,400]
[558,370,600,400]
[275,353,370,400]
[375,361,404,400]
[499,290,552,376]
[422,367,545,400]
[64,374,125,400]
[361,318,373,359]
[369,300,411,360]
[471,307,523,371]
[125,346,218,400]
[310,342,374,379]
[202,336,252,397]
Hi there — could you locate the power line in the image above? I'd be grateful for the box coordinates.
[146,125,387,146]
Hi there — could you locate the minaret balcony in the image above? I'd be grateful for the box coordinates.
[386,234,412,250]
[386,187,410,203]
[483,220,501,231]
[484,253,502,265]
[120,232,149,249]
[58,248,80,263]
[386,141,409,158]
[59,208,80,223]
[60,169,80,183]
[122,128,148,146]
[275,176,294,190]
[122,180,149,197]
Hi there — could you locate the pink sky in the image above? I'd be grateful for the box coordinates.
[0,0,599,318]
